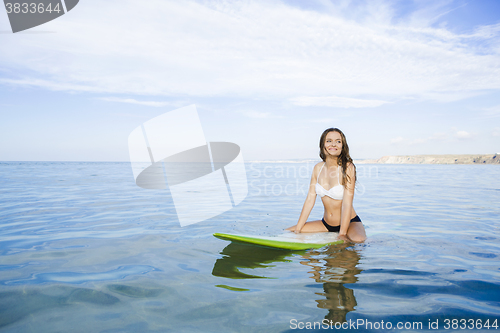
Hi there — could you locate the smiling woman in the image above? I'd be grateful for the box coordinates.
[286,128,367,243]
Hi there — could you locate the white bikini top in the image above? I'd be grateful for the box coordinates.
[315,163,344,200]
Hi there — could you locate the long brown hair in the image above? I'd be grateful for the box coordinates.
[319,128,355,186]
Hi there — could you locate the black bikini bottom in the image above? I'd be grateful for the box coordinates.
[321,215,361,232]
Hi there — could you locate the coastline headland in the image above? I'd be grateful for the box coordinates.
[356,154,499,164]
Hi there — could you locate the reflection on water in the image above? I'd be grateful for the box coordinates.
[303,245,362,323]
[212,241,363,323]
[212,242,294,279]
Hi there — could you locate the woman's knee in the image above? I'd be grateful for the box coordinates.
[348,225,366,243]
[349,234,366,243]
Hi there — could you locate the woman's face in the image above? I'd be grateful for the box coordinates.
[324,131,343,157]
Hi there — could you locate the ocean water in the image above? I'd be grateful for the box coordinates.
[0,161,499,332]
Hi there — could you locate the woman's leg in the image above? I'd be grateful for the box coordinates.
[286,220,328,233]
[286,220,366,241]
[347,222,366,243]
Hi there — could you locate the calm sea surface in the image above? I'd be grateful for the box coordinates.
[0,162,499,332]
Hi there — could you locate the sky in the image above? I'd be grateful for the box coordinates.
[1,0,499,161]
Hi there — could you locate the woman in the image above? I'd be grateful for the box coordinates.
[287,128,366,243]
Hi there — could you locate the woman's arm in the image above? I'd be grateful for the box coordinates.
[339,163,356,238]
[293,163,320,233]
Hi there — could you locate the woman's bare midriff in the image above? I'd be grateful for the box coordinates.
[321,196,357,226]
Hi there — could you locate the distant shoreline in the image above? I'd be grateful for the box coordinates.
[248,154,499,164]
[2,156,498,164]
[355,154,499,164]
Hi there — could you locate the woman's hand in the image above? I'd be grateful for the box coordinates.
[337,234,350,242]
[294,228,301,234]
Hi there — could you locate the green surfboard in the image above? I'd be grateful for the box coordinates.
[213,232,344,250]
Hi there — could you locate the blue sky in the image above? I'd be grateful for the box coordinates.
[1,0,499,161]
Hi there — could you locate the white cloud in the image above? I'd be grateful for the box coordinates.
[469,22,500,39]
[454,130,473,140]
[309,118,337,123]
[482,105,500,118]
[410,138,427,145]
[391,136,406,144]
[429,132,448,141]
[240,111,283,119]
[404,0,465,28]
[0,0,499,103]
[392,131,451,146]
[409,132,448,145]
[290,96,389,108]
[99,97,174,107]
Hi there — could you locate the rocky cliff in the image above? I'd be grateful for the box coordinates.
[357,154,499,164]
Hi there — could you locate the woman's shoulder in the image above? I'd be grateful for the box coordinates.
[345,161,355,169]
[313,161,325,172]
[311,162,324,178]
[314,161,324,168]
[344,162,356,174]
